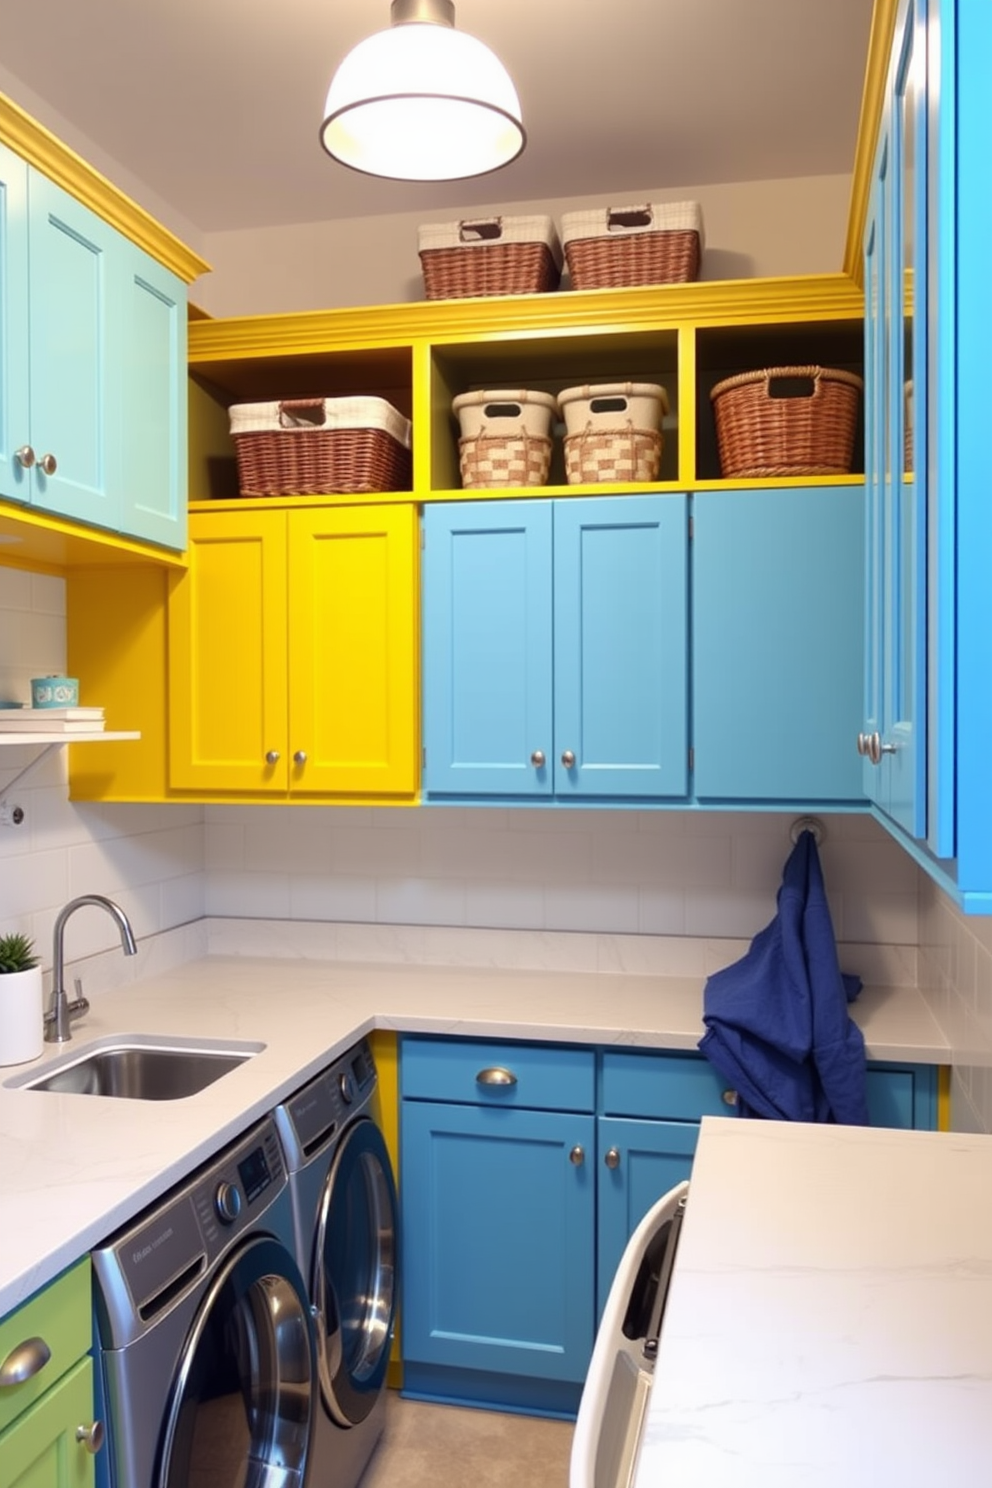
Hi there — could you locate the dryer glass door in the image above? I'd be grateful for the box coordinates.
[314,1115,398,1426]
[157,1234,315,1487]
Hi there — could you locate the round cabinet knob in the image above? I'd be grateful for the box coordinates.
[856,732,868,757]
[214,1180,242,1225]
[38,453,57,476]
[293,750,307,765]
[722,1088,739,1107]
[530,750,546,768]
[76,1420,105,1455]
[265,750,280,765]
[561,750,576,768]
[604,1147,621,1170]
[569,1145,585,1167]
[14,445,35,469]
[338,1070,355,1104]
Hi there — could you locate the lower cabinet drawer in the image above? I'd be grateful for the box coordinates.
[601,1049,737,1120]
[401,1036,596,1112]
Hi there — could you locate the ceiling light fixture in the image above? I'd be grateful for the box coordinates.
[320,0,525,182]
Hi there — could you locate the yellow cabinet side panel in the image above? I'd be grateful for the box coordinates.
[170,510,288,791]
[288,504,419,798]
[66,566,170,801]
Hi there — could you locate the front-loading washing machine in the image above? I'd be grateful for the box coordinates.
[91,1115,316,1488]
[273,1037,398,1488]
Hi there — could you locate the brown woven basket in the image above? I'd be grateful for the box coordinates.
[565,230,700,290]
[231,399,412,497]
[421,242,561,299]
[710,366,864,478]
[458,431,553,489]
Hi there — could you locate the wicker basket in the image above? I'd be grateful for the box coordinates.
[558,382,669,484]
[710,366,863,479]
[419,216,562,299]
[561,202,704,290]
[453,389,559,488]
[229,397,412,496]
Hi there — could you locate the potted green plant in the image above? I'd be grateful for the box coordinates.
[0,931,43,1066]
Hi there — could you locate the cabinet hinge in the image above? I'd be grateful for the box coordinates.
[422,746,427,768]
[421,526,426,549]
[688,514,694,540]
[688,746,694,772]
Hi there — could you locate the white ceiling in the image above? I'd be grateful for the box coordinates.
[0,0,874,235]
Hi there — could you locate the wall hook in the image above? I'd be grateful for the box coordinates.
[790,815,825,847]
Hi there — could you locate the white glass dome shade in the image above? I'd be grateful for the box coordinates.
[320,0,525,181]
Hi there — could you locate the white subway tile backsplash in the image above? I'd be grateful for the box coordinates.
[545,882,640,934]
[375,875,467,926]
[289,873,377,922]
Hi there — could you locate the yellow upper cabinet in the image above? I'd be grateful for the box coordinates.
[168,502,419,801]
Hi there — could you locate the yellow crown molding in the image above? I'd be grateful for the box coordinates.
[189,274,865,364]
[0,92,210,285]
[843,0,898,286]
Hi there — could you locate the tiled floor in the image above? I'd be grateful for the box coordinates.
[358,1392,574,1488]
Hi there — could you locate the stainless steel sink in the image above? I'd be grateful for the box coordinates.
[6,1035,265,1100]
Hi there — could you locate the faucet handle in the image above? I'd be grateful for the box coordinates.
[67,976,89,1019]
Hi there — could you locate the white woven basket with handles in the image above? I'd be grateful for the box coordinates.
[558,382,670,485]
[560,201,705,251]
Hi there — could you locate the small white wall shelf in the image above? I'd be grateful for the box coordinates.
[0,733,141,824]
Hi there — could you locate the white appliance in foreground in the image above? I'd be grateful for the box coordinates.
[570,1181,689,1488]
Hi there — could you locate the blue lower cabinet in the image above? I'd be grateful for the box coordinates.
[400,1037,941,1417]
[401,1099,596,1417]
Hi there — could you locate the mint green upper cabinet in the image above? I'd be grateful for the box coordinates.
[421,494,689,803]
[693,486,866,804]
[0,142,187,551]
[117,242,188,549]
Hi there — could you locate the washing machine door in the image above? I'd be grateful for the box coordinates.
[313,1114,398,1427]
[157,1233,315,1488]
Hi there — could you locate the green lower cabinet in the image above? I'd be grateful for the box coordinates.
[0,1260,98,1488]
[400,1037,941,1418]
[0,1359,95,1488]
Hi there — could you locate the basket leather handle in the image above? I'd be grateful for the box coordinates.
[607,205,653,232]
[459,217,504,242]
[278,398,327,427]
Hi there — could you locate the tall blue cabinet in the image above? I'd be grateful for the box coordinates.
[862,0,992,911]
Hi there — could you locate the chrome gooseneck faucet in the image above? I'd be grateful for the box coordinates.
[44,895,137,1044]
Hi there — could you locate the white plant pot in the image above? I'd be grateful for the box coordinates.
[0,966,44,1066]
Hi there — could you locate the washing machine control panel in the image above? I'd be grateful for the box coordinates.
[338,1070,355,1104]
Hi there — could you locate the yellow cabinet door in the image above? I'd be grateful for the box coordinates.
[287,504,419,798]
[169,508,289,791]
[0,1358,96,1488]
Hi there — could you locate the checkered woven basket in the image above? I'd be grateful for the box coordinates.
[559,382,668,484]
[458,430,554,488]
[563,427,663,484]
[452,389,559,488]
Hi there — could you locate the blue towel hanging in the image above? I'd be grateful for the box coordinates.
[698,829,868,1124]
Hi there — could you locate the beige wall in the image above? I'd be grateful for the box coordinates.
[195,174,853,317]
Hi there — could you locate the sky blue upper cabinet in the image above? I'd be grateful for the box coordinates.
[422,494,689,804]
[0,140,187,551]
[864,0,992,912]
[693,486,865,804]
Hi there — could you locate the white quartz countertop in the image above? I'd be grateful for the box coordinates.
[0,951,948,1318]
[635,1117,992,1487]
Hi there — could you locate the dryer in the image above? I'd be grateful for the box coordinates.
[274,1038,398,1488]
[91,1115,315,1488]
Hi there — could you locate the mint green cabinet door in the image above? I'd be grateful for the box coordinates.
[118,243,188,549]
[0,143,29,507]
[693,486,865,803]
[27,172,124,532]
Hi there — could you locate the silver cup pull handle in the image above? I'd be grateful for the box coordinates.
[476,1066,517,1087]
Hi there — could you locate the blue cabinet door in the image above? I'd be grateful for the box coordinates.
[553,494,688,799]
[27,172,123,532]
[118,243,188,550]
[693,486,865,803]
[401,1099,596,1402]
[422,500,553,798]
[0,143,29,508]
[595,1115,697,1321]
